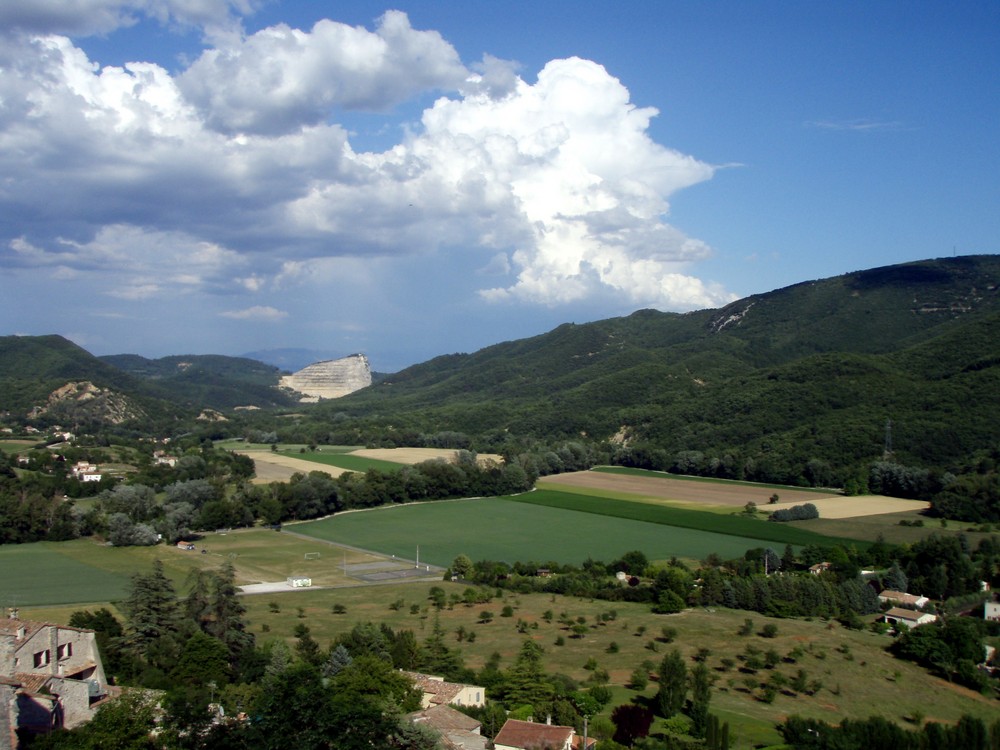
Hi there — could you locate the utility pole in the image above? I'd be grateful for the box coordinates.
[884,418,893,459]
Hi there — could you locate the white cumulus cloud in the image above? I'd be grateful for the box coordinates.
[0,10,733,332]
[179,11,470,135]
[219,305,288,321]
[0,0,258,37]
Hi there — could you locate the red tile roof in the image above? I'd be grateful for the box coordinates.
[13,673,51,694]
[494,719,573,750]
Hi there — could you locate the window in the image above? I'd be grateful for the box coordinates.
[57,643,73,660]
[33,650,50,668]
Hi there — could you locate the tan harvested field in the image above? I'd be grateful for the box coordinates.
[540,470,841,507]
[239,447,503,484]
[239,452,350,484]
[350,447,503,464]
[765,495,929,519]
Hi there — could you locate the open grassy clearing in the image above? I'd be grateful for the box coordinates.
[0,439,37,454]
[21,582,998,739]
[1,530,401,606]
[516,490,863,549]
[0,542,131,607]
[25,582,987,742]
[293,497,780,567]
[791,511,1000,546]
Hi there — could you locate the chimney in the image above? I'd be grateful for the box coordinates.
[0,635,14,675]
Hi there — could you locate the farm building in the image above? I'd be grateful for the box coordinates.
[408,704,486,750]
[878,590,930,609]
[402,671,485,709]
[881,607,937,630]
[0,614,114,748]
[494,719,575,750]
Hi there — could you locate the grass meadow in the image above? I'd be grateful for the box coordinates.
[26,581,992,745]
[293,496,778,568]
[515,490,861,549]
[1,529,392,607]
[257,587,1000,735]
[0,541,132,607]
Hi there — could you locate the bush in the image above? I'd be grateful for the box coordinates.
[769,503,819,522]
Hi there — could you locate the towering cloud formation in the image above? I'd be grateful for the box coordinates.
[0,6,733,320]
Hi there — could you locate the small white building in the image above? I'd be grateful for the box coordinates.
[985,601,1000,622]
[882,607,937,630]
[287,577,312,588]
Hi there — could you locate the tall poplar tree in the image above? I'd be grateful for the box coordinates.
[656,649,686,718]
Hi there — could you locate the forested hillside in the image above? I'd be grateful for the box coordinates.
[300,256,1000,490]
[3,256,1000,501]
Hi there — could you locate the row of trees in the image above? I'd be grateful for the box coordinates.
[780,714,1000,750]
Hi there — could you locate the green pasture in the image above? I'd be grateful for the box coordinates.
[293,496,785,567]
[0,439,36,454]
[179,584,1000,740]
[0,530,389,607]
[514,490,863,549]
[19,580,998,739]
[794,512,998,546]
[0,542,131,607]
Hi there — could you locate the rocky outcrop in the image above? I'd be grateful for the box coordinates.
[33,381,144,424]
[279,354,372,401]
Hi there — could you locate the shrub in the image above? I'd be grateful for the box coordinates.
[769,503,819,522]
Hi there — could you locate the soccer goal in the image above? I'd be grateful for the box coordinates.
[304,552,321,561]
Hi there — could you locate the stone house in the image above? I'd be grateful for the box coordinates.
[402,672,485,709]
[0,615,112,749]
[493,719,576,750]
[409,703,487,750]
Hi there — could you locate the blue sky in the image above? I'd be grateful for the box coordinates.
[1,1,997,372]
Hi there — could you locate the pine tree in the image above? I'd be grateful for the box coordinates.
[322,644,353,678]
[121,559,181,661]
[208,561,254,658]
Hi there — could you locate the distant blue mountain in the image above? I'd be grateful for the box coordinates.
[240,348,341,372]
